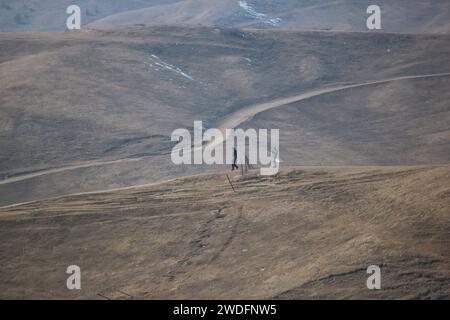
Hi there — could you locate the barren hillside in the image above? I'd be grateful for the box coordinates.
[242,75,450,166]
[2,1,450,33]
[1,166,449,299]
[90,0,450,34]
[1,26,450,206]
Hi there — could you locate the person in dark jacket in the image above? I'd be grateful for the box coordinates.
[232,147,239,171]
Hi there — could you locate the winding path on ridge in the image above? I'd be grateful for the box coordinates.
[1,72,450,188]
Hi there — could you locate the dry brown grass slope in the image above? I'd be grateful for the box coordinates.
[89,0,450,34]
[1,26,450,205]
[242,75,450,166]
[3,1,450,34]
[0,166,449,299]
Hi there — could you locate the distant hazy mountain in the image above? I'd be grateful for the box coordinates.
[90,0,450,34]
[1,0,450,33]
[0,0,179,31]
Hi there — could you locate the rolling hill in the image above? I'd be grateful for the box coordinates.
[1,1,450,299]
[89,0,450,34]
[1,25,450,206]
[1,166,449,299]
[2,1,450,34]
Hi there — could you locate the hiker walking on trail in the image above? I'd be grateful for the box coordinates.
[232,147,239,171]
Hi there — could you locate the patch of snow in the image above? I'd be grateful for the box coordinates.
[150,55,194,81]
[238,1,282,27]
[239,1,266,20]
[265,18,282,27]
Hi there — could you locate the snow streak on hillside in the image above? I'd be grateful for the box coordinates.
[149,54,194,81]
[238,1,282,27]
[239,1,266,19]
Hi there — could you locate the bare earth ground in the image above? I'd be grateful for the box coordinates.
[0,21,449,300]
[1,166,449,299]
[1,26,450,206]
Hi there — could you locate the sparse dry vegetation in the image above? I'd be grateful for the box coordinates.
[1,1,450,300]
